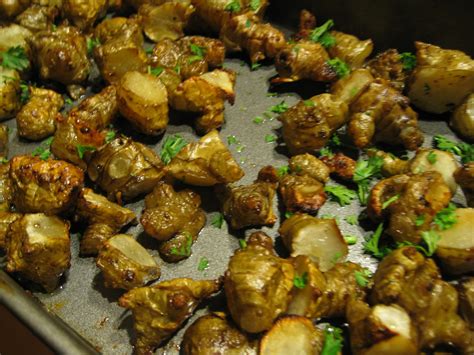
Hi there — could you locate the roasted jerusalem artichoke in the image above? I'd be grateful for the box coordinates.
[119,278,222,355]
[455,162,474,207]
[0,68,21,120]
[61,0,107,30]
[0,212,21,250]
[6,213,71,292]
[451,93,474,141]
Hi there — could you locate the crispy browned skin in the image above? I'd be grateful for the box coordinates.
[118,278,222,355]
[32,26,90,85]
[62,0,107,30]
[279,174,326,214]
[0,124,8,159]
[371,247,474,352]
[348,79,424,150]
[16,86,63,140]
[320,152,357,180]
[94,16,143,45]
[87,137,165,203]
[0,68,21,120]
[16,4,59,32]
[6,213,70,292]
[224,232,294,333]
[140,182,206,262]
[367,174,411,221]
[75,188,137,255]
[220,181,277,229]
[10,155,84,214]
[289,153,330,183]
[0,162,12,212]
[365,49,407,91]
[0,212,21,250]
[220,13,285,64]
[455,162,474,207]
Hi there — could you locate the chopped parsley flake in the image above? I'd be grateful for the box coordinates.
[211,213,224,228]
[327,57,350,78]
[293,272,308,289]
[324,185,357,206]
[309,19,336,48]
[197,257,209,271]
[160,134,187,165]
[0,46,29,71]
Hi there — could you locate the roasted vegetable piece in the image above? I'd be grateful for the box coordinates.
[289,153,330,183]
[273,42,336,83]
[177,36,226,69]
[10,155,84,215]
[87,137,165,202]
[171,69,236,133]
[0,163,11,212]
[94,17,143,46]
[75,188,137,255]
[32,26,90,85]
[139,2,195,42]
[346,299,418,355]
[118,278,222,355]
[367,174,410,221]
[408,41,474,114]
[224,232,294,333]
[348,80,424,150]
[279,214,348,272]
[259,316,324,355]
[167,130,244,186]
[181,312,257,355]
[455,162,474,207]
[0,212,21,250]
[6,213,70,292]
[320,152,357,180]
[0,125,8,159]
[16,86,63,140]
[15,4,59,32]
[219,181,277,229]
[435,208,474,275]
[62,0,107,30]
[0,24,33,62]
[365,49,407,91]
[371,247,473,352]
[279,174,326,214]
[451,93,474,141]
[96,234,160,290]
[0,68,21,120]
[220,13,285,64]
[366,149,408,177]
[327,30,373,68]
[140,182,206,261]
[117,71,169,136]
[458,278,474,328]
[0,0,30,20]
[278,94,349,155]
[330,68,375,105]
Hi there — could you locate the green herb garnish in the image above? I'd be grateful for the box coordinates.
[415,215,425,227]
[426,151,437,164]
[0,46,29,71]
[324,185,357,206]
[293,272,308,289]
[148,66,164,76]
[433,135,474,163]
[32,137,54,160]
[277,165,290,177]
[86,38,100,55]
[364,223,392,259]
[251,62,261,71]
[285,211,294,219]
[269,101,289,113]
[170,233,193,257]
[197,257,209,271]
[160,134,188,165]
[253,116,264,124]
[344,235,358,245]
[239,239,247,249]
[354,268,372,287]
[76,145,96,159]
[309,19,336,48]
[211,213,224,228]
[249,0,260,11]
[224,0,241,12]
[105,130,116,143]
[327,57,350,78]
[20,83,29,103]
[382,194,400,209]
[399,52,416,71]
[321,325,344,355]
[303,99,315,107]
[264,134,277,143]
[433,203,457,230]
[345,215,358,225]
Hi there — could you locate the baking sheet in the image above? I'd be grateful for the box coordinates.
[1,1,472,354]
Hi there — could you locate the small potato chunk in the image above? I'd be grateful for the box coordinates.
[279,174,326,214]
[408,149,459,193]
[117,71,169,136]
[94,17,143,46]
[75,188,137,255]
[365,49,407,91]
[0,68,21,120]
[0,24,33,63]
[327,30,373,68]
[10,155,84,215]
[15,4,59,33]
[279,214,348,272]
[451,93,474,141]
[331,68,374,105]
[259,316,324,355]
[168,130,244,186]
[62,0,108,30]
[6,213,70,292]
[16,87,63,140]
[96,234,160,290]
[0,212,21,250]
[455,162,474,207]
[289,153,330,183]
[407,41,474,114]
[320,152,357,180]
[435,208,474,275]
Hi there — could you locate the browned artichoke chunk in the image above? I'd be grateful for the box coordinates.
[62,0,107,30]
[0,68,21,121]
[0,0,30,20]
[6,213,70,292]
[0,125,8,161]
[365,48,407,91]
[458,278,474,328]
[454,162,474,207]
[96,234,160,290]
[366,149,408,177]
[367,174,410,222]
[15,4,59,32]
[168,130,244,186]
[279,174,326,214]
[94,17,143,46]
[320,152,357,180]
[0,212,22,250]
[327,30,373,68]
[220,181,277,230]
[0,162,11,212]
[450,93,474,141]
[181,312,257,355]
[10,155,84,214]
[87,137,165,202]
[32,26,90,85]
[177,36,226,69]
[118,278,222,355]
[224,232,294,333]
[16,87,63,140]
[289,153,329,183]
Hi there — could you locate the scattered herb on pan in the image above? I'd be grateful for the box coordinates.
[293,272,308,289]
[364,223,392,259]
[309,19,336,48]
[353,155,384,205]
[188,44,206,63]
[324,185,357,206]
[399,52,416,71]
[345,215,358,225]
[321,325,344,355]
[253,116,264,124]
[269,100,289,113]
[32,137,54,160]
[65,97,73,105]
[211,213,224,228]
[285,211,294,219]
[160,134,188,164]
[344,235,358,245]
[251,62,261,71]
[197,257,209,271]
[398,230,441,257]
[0,157,8,164]
[266,92,278,97]
[433,135,474,163]
[76,145,97,159]
[382,194,400,209]
[227,135,240,146]
[354,268,372,287]
[239,239,247,249]
[86,38,100,55]
[264,134,277,143]
[327,57,350,78]
[0,46,29,71]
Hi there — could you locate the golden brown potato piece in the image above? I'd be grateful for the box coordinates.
[0,68,21,121]
[320,152,357,181]
[118,278,222,355]
[75,188,137,255]
[279,174,326,214]
[219,181,277,230]
[289,153,330,183]
[458,278,474,329]
[117,71,169,136]
[259,316,324,355]
[224,232,294,333]
[348,79,424,150]
[0,124,8,159]
[278,94,349,155]
[62,0,107,30]
[371,247,473,352]
[139,2,195,42]
[16,87,63,140]
[365,49,407,91]
[32,26,90,85]
[94,16,143,46]
[330,68,374,105]
[15,4,59,32]
[346,299,418,355]
[181,312,257,355]
[435,208,474,275]
[96,234,160,290]
[367,174,411,221]
[455,162,474,207]
[0,24,33,62]
[177,36,226,69]
[408,41,474,114]
[220,13,285,64]
[0,163,11,212]
[327,30,373,68]
[5,213,70,292]
[279,214,347,272]
[167,130,244,186]
[0,0,30,20]
[87,137,165,202]
[10,155,84,215]
[451,93,474,141]
[0,212,21,250]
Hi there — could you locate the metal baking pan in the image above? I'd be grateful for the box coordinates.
[0,1,472,354]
